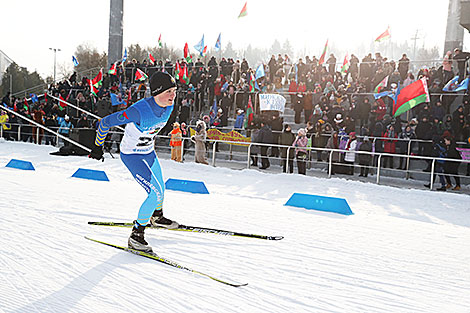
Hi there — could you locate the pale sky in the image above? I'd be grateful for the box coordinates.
[1,0,468,79]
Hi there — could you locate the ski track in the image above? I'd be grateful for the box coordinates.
[0,142,470,313]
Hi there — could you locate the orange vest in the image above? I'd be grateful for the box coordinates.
[170,128,182,147]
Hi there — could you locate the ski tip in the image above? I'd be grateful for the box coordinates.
[269,236,284,240]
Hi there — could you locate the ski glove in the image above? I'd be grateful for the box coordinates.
[89,144,104,161]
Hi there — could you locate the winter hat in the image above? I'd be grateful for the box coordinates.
[150,72,177,96]
[334,113,343,124]
[349,131,356,138]
[298,128,307,136]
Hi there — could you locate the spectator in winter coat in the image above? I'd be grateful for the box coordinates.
[424,137,448,191]
[57,115,73,146]
[169,122,183,162]
[256,120,273,169]
[382,124,398,168]
[191,120,208,165]
[234,109,245,129]
[358,136,373,177]
[326,131,341,175]
[431,101,446,122]
[279,124,295,173]
[443,136,462,190]
[397,125,416,169]
[343,132,358,175]
[293,128,309,175]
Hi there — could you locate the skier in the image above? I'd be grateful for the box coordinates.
[88,72,178,252]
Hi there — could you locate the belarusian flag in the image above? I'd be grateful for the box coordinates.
[135,68,148,81]
[238,2,247,18]
[58,95,67,110]
[244,97,254,128]
[174,62,181,81]
[393,77,430,117]
[318,39,328,65]
[182,64,189,84]
[375,27,391,43]
[158,34,163,48]
[91,69,103,87]
[184,43,192,63]
[374,76,389,93]
[341,53,349,74]
[108,63,117,75]
[249,72,256,92]
[149,52,156,65]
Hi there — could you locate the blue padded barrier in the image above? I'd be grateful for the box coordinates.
[165,178,209,194]
[285,193,353,215]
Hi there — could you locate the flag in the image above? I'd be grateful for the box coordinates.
[122,48,128,63]
[182,64,189,84]
[244,97,254,128]
[443,76,469,92]
[149,52,156,65]
[374,76,389,93]
[91,69,103,87]
[393,77,430,117]
[108,63,117,75]
[255,64,265,80]
[318,39,328,65]
[174,62,181,81]
[215,33,221,51]
[209,99,218,125]
[375,27,391,43]
[23,98,29,111]
[194,35,205,57]
[340,53,349,74]
[110,93,126,106]
[184,43,192,63]
[249,72,256,92]
[202,46,207,57]
[135,68,148,81]
[30,93,38,103]
[238,2,248,18]
[89,79,99,96]
[72,56,79,67]
[58,95,67,110]
[158,34,163,48]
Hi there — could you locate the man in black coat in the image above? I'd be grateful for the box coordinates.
[256,120,273,169]
[453,48,470,84]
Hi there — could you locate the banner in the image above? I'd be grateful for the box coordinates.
[259,94,286,112]
[456,148,470,160]
[190,128,251,146]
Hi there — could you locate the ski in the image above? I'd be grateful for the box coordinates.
[85,236,248,288]
[88,221,284,240]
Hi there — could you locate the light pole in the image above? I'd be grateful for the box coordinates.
[49,47,61,82]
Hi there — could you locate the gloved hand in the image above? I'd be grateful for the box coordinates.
[89,144,104,161]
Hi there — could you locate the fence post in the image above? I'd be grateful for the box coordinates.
[429,159,436,190]
[36,127,40,144]
[247,144,252,169]
[328,150,333,178]
[181,137,185,162]
[376,154,382,184]
[18,125,21,141]
[0,126,3,138]
[211,141,217,166]
[287,146,293,174]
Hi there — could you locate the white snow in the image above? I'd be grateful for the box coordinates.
[0,141,469,313]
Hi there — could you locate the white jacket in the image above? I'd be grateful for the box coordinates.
[344,139,357,163]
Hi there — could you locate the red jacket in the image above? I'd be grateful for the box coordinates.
[382,130,397,153]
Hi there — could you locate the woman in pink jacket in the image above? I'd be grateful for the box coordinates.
[293,128,309,175]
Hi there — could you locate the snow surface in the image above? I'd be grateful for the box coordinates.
[0,141,469,313]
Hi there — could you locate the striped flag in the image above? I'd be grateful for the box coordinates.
[238,2,247,18]
[375,27,391,43]
[318,40,328,65]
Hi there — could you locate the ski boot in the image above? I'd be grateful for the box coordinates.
[128,222,152,252]
[149,209,179,229]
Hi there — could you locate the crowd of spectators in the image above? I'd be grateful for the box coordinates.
[1,48,470,189]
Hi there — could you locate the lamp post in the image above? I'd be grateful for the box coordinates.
[49,47,61,82]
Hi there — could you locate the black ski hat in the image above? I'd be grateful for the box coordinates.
[150,72,177,96]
